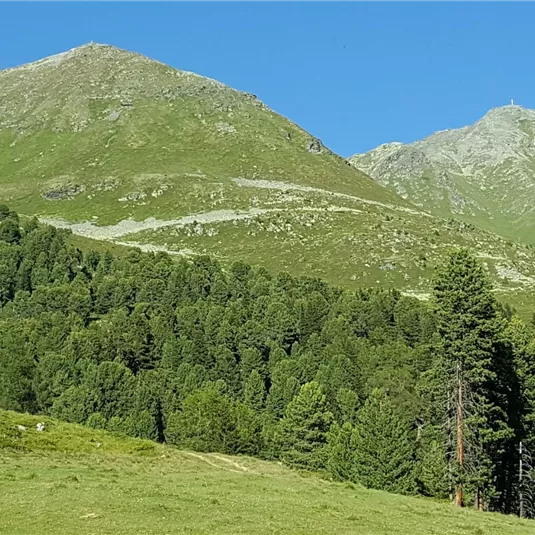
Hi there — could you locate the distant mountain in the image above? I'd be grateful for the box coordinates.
[1,44,534,312]
[349,105,535,243]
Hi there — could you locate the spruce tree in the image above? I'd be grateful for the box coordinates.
[352,388,416,495]
[432,249,514,509]
[279,381,333,470]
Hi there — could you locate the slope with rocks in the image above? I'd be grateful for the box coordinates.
[1,44,535,310]
[349,105,535,243]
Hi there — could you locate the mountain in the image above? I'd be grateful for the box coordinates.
[1,44,535,311]
[349,105,535,243]
[0,42,396,220]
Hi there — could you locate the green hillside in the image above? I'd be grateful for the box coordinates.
[1,44,535,311]
[0,42,396,224]
[1,410,532,535]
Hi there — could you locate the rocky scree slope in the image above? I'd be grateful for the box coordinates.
[1,44,535,308]
[349,105,535,243]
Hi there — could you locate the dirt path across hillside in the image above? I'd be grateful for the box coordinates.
[39,205,364,246]
[232,177,432,217]
[181,451,256,474]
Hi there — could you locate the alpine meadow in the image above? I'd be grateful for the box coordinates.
[1,39,535,535]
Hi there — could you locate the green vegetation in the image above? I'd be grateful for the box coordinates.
[430,250,519,508]
[1,44,534,313]
[1,209,535,524]
[349,106,535,245]
[1,410,533,535]
[127,206,535,316]
[0,43,395,225]
[2,44,535,529]
[0,409,156,455]
[350,388,417,495]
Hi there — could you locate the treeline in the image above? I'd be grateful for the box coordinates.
[0,206,534,516]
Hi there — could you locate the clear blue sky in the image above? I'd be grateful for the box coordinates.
[1,2,534,156]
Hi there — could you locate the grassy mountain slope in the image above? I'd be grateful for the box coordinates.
[0,42,396,223]
[1,410,533,535]
[1,44,535,310]
[349,105,535,243]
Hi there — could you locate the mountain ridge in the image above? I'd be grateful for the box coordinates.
[0,42,394,203]
[349,104,535,242]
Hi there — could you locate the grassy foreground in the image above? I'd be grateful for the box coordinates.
[0,410,532,535]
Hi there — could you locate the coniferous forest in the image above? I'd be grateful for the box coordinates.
[1,205,535,517]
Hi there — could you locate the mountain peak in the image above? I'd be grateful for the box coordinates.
[66,41,110,51]
[63,42,124,56]
[349,104,535,242]
[73,41,109,49]
[2,42,161,75]
[481,103,533,119]
[0,42,254,134]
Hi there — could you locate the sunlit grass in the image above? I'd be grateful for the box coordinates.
[1,410,532,535]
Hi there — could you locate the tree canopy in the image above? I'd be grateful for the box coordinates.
[1,211,534,517]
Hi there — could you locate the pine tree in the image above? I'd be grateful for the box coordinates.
[266,359,300,418]
[352,388,416,495]
[87,412,107,430]
[160,339,182,371]
[279,381,333,470]
[125,409,159,440]
[416,426,450,498]
[432,249,515,509]
[212,346,240,395]
[164,386,237,453]
[0,218,21,244]
[239,346,266,383]
[326,421,354,481]
[506,317,535,449]
[244,370,266,412]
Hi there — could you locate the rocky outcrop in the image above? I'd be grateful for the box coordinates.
[306,138,322,154]
[43,184,85,200]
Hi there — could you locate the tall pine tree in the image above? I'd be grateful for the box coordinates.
[432,249,515,510]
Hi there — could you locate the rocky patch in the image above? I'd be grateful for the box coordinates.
[42,184,85,200]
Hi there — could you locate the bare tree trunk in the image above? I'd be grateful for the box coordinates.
[455,366,464,507]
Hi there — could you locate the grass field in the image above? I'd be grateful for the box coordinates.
[0,410,533,535]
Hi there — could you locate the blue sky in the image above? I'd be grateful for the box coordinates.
[1,2,534,156]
